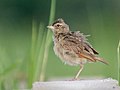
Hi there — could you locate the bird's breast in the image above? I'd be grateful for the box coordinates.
[53,41,87,66]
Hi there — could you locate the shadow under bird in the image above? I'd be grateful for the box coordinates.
[47,18,108,80]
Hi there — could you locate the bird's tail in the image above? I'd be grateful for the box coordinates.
[80,53,108,65]
[94,57,108,65]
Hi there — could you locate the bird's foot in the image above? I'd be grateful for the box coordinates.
[68,78,80,81]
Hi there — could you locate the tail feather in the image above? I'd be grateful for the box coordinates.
[94,57,108,65]
[79,52,108,65]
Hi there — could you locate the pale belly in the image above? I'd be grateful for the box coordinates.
[53,44,87,66]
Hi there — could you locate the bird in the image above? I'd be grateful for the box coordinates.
[47,18,108,80]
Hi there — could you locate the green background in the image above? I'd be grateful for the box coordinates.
[0,0,120,89]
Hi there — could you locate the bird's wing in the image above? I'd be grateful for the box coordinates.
[61,32,98,62]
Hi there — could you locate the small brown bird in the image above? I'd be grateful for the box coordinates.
[47,18,108,80]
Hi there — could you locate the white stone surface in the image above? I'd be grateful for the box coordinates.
[32,78,120,90]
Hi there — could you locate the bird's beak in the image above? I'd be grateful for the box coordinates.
[47,25,54,30]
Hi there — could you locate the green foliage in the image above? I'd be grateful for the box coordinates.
[117,41,120,85]
[27,0,56,87]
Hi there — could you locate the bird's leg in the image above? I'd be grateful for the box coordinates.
[74,65,84,80]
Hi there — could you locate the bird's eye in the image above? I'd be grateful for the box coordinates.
[57,24,60,27]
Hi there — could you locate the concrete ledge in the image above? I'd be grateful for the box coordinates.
[32,78,120,90]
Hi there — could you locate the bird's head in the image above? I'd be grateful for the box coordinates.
[47,18,69,34]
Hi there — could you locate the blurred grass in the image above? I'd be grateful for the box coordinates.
[118,40,120,85]
[0,0,120,89]
[39,0,56,81]
[27,19,37,88]
[33,23,46,82]
[27,0,56,87]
